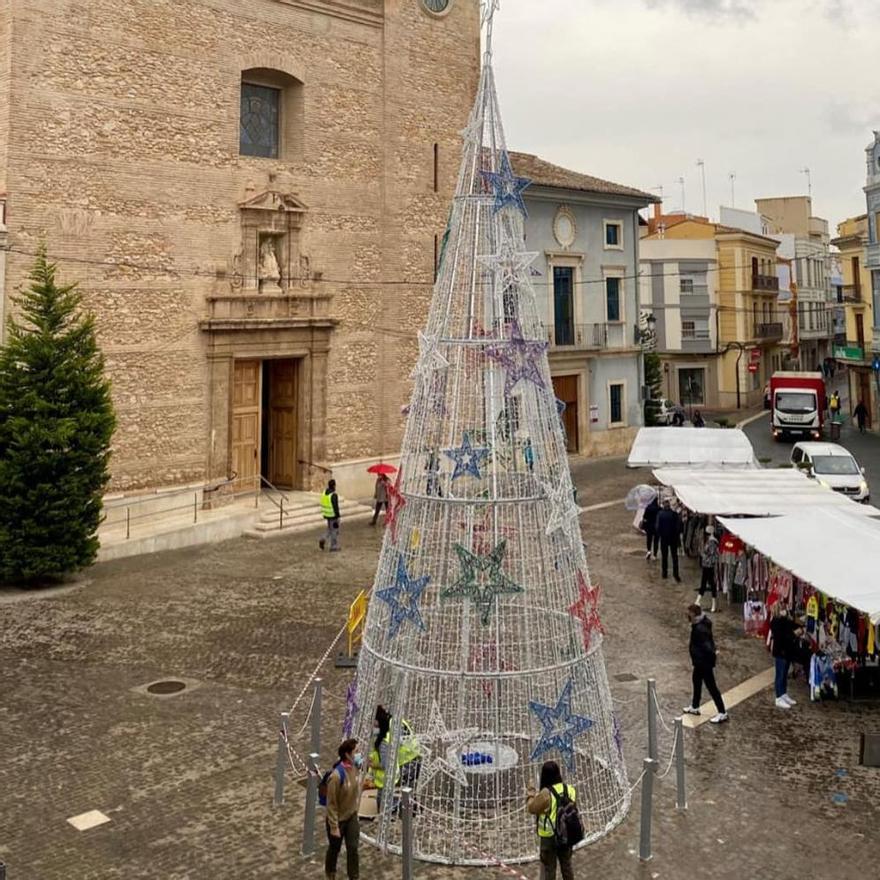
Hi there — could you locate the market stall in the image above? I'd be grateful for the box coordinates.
[652,467,880,518]
[627,426,757,469]
[717,508,880,700]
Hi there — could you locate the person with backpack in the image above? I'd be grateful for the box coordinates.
[526,759,583,880]
[321,737,363,880]
[367,704,421,809]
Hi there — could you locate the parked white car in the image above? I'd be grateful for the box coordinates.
[790,442,870,503]
[654,399,678,425]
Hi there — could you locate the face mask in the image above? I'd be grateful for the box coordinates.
[353,753,364,769]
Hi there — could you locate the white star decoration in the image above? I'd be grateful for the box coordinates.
[477,242,538,290]
[411,331,450,380]
[543,479,582,548]
[417,700,479,789]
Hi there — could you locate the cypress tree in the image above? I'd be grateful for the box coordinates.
[0,248,116,583]
[643,350,663,426]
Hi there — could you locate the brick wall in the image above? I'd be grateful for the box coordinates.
[2,0,480,489]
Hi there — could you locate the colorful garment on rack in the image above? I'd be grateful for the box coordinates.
[809,654,838,702]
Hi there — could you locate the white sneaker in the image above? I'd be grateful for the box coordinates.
[709,712,729,724]
[775,697,791,709]
[682,706,701,715]
[781,693,797,706]
[645,551,652,560]
[710,601,717,613]
[694,594,702,607]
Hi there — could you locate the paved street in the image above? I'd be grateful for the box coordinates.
[742,370,880,499]
[1,457,878,880]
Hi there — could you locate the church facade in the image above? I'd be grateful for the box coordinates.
[0,0,480,495]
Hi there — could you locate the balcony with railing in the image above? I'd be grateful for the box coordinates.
[752,274,780,292]
[546,322,628,351]
[755,322,783,341]
[839,284,863,304]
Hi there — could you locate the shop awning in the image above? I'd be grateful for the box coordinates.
[653,467,880,518]
[627,427,757,469]
[717,509,880,622]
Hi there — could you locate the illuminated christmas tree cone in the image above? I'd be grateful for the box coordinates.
[350,3,628,865]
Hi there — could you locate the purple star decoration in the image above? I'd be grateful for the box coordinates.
[529,679,593,771]
[480,150,531,217]
[486,321,548,396]
[612,713,623,760]
[343,678,359,739]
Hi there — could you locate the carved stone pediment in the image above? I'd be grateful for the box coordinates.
[238,189,309,216]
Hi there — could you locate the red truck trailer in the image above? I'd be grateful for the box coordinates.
[770,371,826,440]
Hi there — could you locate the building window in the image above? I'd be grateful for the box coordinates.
[240,68,304,160]
[681,320,695,339]
[678,368,705,407]
[606,276,622,322]
[240,83,280,158]
[553,266,575,346]
[680,278,694,294]
[604,221,623,249]
[609,382,625,425]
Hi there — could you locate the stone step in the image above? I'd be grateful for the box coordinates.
[244,499,374,540]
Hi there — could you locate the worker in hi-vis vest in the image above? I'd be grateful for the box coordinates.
[367,705,421,809]
[319,478,341,552]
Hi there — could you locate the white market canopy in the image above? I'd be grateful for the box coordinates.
[627,427,757,469]
[653,467,880,518]
[717,509,880,622]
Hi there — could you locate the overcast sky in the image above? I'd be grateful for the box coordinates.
[491,0,879,231]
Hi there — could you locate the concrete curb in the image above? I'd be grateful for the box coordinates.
[736,410,767,430]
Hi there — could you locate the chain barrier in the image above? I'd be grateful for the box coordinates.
[651,689,674,734]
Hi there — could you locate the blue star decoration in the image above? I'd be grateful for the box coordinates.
[441,540,523,626]
[376,554,430,638]
[480,150,531,217]
[485,321,548,396]
[443,432,490,481]
[529,679,594,771]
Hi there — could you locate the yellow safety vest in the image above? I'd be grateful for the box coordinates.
[538,783,577,838]
[398,719,421,766]
[320,490,336,519]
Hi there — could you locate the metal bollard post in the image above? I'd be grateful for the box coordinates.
[0,859,6,880]
[647,678,658,768]
[301,752,320,856]
[401,787,414,880]
[639,757,657,862]
[126,507,131,540]
[675,716,687,810]
[311,678,322,757]
[194,492,198,523]
[273,711,290,807]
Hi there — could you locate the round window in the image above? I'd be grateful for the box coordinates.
[421,0,451,13]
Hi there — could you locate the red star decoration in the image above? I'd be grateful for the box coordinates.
[384,468,406,544]
[568,572,604,651]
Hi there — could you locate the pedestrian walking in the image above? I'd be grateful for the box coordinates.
[695,526,719,612]
[319,478,341,551]
[769,607,802,710]
[657,498,682,582]
[641,495,660,560]
[324,737,363,880]
[526,759,578,880]
[829,390,841,421]
[370,473,389,525]
[425,449,442,497]
[682,603,728,723]
[523,437,535,472]
[854,399,868,434]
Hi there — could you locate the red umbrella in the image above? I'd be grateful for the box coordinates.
[367,462,397,476]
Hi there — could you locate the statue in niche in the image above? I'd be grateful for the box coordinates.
[259,237,282,293]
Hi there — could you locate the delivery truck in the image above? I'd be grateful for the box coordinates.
[770,371,826,441]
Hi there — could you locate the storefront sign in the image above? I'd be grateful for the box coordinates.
[834,345,864,361]
[750,347,761,362]
[747,362,759,373]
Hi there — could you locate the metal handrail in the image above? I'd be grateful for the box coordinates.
[104,471,241,513]
[298,458,333,475]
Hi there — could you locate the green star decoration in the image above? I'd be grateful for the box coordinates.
[441,540,523,626]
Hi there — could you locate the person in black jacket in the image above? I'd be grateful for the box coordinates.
[656,498,682,582]
[682,603,728,723]
[642,496,660,560]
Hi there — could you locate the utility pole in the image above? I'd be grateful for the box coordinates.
[729,172,736,207]
[678,176,686,214]
[696,159,707,218]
